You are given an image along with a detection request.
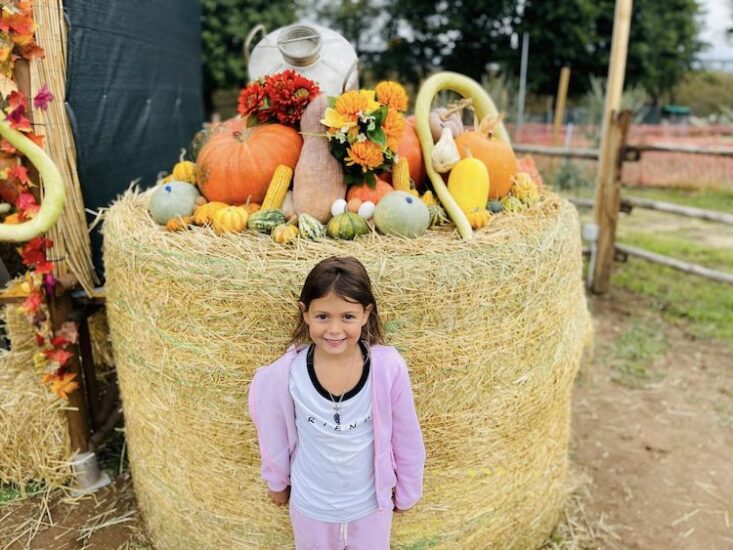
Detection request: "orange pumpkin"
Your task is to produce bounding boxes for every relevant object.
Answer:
[346,178,394,205]
[196,118,302,205]
[454,117,517,200]
[383,120,426,191]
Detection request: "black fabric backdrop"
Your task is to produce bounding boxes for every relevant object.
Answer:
[64,0,204,280]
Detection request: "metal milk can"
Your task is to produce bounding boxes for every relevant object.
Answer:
[245,23,359,96]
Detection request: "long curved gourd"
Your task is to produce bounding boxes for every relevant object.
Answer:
[0,119,65,242]
[414,72,510,240]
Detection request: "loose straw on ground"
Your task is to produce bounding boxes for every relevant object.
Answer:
[104,189,592,549]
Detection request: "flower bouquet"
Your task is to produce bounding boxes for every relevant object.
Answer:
[237,69,320,127]
[320,81,408,186]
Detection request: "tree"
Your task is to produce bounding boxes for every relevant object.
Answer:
[200,0,297,114]
[616,0,704,104]
[521,0,704,103]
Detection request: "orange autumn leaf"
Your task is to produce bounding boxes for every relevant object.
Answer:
[47,372,79,400]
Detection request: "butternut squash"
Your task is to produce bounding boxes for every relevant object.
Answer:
[293,94,346,223]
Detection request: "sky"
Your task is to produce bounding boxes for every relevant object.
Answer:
[698,0,733,60]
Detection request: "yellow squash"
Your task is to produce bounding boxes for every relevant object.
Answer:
[447,157,489,214]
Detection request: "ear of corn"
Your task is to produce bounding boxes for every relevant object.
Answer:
[392,157,411,192]
[261,165,293,209]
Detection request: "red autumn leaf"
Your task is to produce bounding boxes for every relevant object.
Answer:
[0,139,16,154]
[11,165,28,184]
[33,84,54,111]
[15,191,37,211]
[57,321,79,344]
[35,332,45,346]
[17,43,44,61]
[45,348,73,367]
[6,106,32,132]
[34,261,54,275]
[8,91,26,111]
[6,13,34,36]
[51,335,70,347]
[22,291,42,314]
[25,132,44,148]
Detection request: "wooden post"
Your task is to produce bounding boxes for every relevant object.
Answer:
[552,66,571,145]
[14,59,91,454]
[591,0,633,294]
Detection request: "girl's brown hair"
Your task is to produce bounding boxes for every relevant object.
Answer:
[289,256,385,347]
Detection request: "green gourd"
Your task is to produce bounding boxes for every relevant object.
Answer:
[373,191,430,238]
[248,209,287,233]
[0,119,65,242]
[148,181,200,225]
[298,213,327,240]
[326,212,369,240]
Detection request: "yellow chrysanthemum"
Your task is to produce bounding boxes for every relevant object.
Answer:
[335,90,380,117]
[321,107,357,130]
[382,109,406,151]
[375,81,408,112]
[345,141,384,172]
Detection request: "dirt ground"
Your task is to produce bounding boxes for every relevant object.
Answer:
[1,289,732,549]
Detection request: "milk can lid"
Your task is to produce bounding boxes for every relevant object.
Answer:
[277,25,322,67]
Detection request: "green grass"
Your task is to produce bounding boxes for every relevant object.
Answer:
[623,186,733,215]
[0,481,45,504]
[603,317,669,388]
[612,259,733,342]
[619,231,733,272]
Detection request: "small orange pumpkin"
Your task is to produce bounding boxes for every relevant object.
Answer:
[454,115,517,200]
[196,118,302,205]
[346,178,394,205]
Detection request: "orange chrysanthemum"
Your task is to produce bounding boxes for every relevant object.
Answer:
[345,141,384,172]
[375,81,408,112]
[382,109,406,151]
[335,90,380,118]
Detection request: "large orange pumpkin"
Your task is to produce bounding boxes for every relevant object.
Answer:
[454,119,517,200]
[398,120,426,191]
[196,118,302,205]
[346,178,394,204]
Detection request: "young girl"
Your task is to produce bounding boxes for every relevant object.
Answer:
[248,256,425,549]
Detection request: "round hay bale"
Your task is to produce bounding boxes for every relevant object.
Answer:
[103,189,591,549]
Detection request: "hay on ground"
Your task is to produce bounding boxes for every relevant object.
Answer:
[103,188,592,549]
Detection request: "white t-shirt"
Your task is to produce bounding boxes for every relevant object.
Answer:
[289,342,378,522]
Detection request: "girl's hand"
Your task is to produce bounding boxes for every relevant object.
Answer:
[268,486,290,506]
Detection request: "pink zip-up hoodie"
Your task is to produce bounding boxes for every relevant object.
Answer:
[248,344,426,512]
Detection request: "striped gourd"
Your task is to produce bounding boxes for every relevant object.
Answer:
[261,165,293,210]
[248,209,287,233]
[298,213,327,240]
[392,157,411,192]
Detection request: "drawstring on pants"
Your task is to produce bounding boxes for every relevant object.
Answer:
[339,522,348,547]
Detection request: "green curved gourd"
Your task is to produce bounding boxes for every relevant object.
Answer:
[414,72,510,240]
[0,119,65,242]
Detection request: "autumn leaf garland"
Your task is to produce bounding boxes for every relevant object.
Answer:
[0,1,78,400]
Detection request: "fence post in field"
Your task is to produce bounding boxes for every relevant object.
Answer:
[591,0,633,294]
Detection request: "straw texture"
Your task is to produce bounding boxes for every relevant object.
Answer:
[31,0,98,294]
[0,306,71,486]
[104,188,591,549]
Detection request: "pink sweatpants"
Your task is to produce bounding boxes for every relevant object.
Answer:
[289,505,393,549]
